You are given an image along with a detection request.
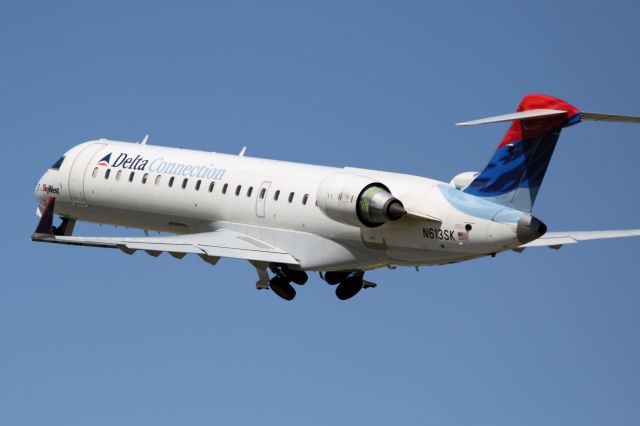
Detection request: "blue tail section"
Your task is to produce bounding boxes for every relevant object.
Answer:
[463,94,582,212]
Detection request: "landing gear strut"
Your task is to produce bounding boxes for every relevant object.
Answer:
[52,217,75,236]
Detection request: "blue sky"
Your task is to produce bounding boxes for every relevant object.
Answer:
[2,1,640,425]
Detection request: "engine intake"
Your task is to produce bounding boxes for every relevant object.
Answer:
[450,171,479,190]
[317,174,406,227]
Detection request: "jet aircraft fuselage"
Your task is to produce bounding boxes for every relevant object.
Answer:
[32,94,640,301]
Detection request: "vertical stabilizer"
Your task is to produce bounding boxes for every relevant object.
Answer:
[463,94,581,212]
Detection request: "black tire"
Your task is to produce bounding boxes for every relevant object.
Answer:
[335,276,363,300]
[270,276,296,301]
[286,269,308,285]
[325,271,351,285]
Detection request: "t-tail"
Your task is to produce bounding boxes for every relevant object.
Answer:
[457,94,640,212]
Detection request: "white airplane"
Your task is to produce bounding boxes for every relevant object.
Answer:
[32,94,640,301]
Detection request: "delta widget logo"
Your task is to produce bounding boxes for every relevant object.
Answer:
[97,153,111,166]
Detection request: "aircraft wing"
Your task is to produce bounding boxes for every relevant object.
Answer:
[32,230,299,264]
[32,198,299,265]
[519,229,640,249]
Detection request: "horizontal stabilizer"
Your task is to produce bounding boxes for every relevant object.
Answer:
[456,109,567,127]
[520,229,640,249]
[581,112,640,124]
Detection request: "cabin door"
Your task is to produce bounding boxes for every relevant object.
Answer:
[255,181,272,218]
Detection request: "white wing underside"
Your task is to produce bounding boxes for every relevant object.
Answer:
[32,229,299,265]
[34,228,640,261]
[520,229,640,249]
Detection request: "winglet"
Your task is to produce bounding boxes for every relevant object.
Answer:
[33,197,56,236]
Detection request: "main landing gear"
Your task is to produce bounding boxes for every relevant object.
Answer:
[267,264,308,301]
[53,217,75,236]
[323,271,377,301]
[254,264,376,302]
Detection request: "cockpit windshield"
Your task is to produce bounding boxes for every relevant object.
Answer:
[50,156,65,170]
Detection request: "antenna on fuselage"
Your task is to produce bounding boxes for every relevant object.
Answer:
[140,134,149,145]
[239,146,247,157]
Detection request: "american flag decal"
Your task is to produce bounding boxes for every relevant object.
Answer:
[455,224,471,241]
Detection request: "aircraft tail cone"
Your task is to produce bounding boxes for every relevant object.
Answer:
[517,213,547,244]
[386,201,407,220]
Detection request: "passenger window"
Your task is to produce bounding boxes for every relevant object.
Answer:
[235,185,241,196]
[182,178,188,189]
[274,190,280,201]
[155,175,161,185]
[129,172,135,182]
[247,187,253,197]
[105,169,111,179]
[50,156,65,170]
[195,180,201,191]
[92,167,98,178]
[142,173,148,184]
[288,192,294,203]
[222,183,228,194]
[259,188,266,199]
[116,170,122,181]
[302,194,309,205]
[169,176,174,187]
[208,182,215,192]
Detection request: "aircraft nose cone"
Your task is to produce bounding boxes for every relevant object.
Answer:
[517,214,547,244]
[34,170,57,207]
[34,179,45,203]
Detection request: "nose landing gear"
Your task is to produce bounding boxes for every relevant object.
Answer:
[53,217,76,236]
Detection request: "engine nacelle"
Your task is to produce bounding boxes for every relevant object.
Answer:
[450,171,479,190]
[317,173,406,227]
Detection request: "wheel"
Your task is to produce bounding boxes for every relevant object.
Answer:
[284,268,308,285]
[269,276,296,301]
[335,276,364,300]
[325,271,351,285]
